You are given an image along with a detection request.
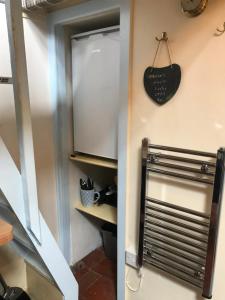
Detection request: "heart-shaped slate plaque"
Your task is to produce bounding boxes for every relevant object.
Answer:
[144,64,181,105]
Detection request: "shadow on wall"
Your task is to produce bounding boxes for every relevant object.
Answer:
[0,112,58,238]
[0,245,27,290]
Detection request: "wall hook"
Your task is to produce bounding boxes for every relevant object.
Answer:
[215,22,225,36]
[155,32,168,42]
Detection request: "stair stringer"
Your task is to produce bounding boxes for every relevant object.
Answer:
[0,137,78,300]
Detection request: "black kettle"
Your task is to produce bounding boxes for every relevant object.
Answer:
[99,185,117,207]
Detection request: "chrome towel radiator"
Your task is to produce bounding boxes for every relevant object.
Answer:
[138,138,225,299]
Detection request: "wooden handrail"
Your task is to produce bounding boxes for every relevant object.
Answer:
[0,219,13,246]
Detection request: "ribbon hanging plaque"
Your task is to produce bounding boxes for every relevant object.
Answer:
[144,32,181,105]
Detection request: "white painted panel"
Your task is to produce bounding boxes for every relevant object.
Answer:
[0,3,11,77]
[72,30,120,159]
[0,2,58,239]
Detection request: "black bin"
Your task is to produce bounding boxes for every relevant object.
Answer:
[101,223,117,261]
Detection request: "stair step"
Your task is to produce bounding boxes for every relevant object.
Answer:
[0,204,36,252]
[0,136,78,299]
[0,199,52,280]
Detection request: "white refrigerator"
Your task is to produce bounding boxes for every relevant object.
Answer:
[72,27,120,160]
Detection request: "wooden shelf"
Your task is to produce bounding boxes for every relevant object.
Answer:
[0,219,13,246]
[70,153,117,170]
[75,201,117,225]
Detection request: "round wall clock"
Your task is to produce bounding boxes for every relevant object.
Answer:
[181,0,208,17]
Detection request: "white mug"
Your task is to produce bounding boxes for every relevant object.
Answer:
[80,189,100,207]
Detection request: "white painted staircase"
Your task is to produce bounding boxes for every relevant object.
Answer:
[0,1,78,299]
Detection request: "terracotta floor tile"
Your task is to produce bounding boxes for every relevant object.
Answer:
[83,248,106,268]
[83,276,116,300]
[93,257,117,279]
[73,248,117,299]
[73,261,89,282]
[78,270,101,295]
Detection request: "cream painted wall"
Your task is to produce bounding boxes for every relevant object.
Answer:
[126,0,225,299]
[23,14,58,239]
[0,245,27,290]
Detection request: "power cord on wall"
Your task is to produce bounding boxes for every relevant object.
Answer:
[126,267,144,293]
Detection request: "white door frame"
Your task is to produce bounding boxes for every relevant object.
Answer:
[48,1,132,299]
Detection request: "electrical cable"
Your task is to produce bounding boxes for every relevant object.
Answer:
[126,267,144,293]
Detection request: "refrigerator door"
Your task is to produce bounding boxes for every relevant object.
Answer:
[72,30,120,159]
